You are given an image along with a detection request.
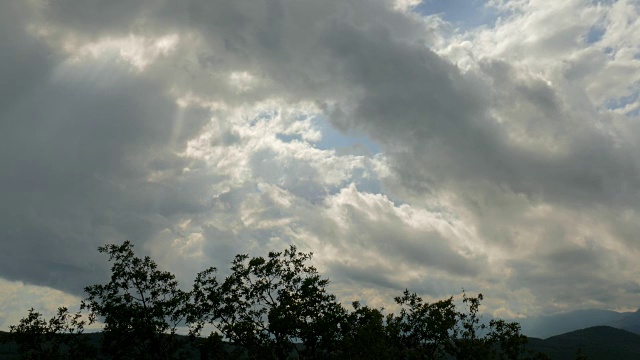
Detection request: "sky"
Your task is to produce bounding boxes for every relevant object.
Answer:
[2,0,640,330]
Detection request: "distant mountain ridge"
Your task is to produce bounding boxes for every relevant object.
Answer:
[609,308,640,334]
[4,326,640,359]
[515,308,638,338]
[525,326,640,360]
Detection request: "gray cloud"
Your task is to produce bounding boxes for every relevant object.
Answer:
[506,239,638,311]
[2,0,640,324]
[0,3,213,294]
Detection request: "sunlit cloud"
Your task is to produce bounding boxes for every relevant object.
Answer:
[2,0,640,332]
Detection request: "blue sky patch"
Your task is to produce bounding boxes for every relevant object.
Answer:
[275,133,303,143]
[585,26,605,44]
[414,0,498,30]
[603,85,640,115]
[313,116,381,155]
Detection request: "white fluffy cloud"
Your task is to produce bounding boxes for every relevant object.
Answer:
[2,0,640,330]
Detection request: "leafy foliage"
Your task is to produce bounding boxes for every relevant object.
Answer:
[338,301,401,359]
[192,245,345,359]
[391,289,458,359]
[7,240,543,360]
[81,241,191,360]
[8,307,95,360]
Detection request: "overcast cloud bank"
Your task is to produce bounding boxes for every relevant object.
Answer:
[1,0,640,329]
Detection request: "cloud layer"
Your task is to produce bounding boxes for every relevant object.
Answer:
[2,0,640,328]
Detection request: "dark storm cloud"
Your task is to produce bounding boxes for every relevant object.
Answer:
[0,3,213,294]
[35,0,431,103]
[506,240,638,310]
[2,0,640,318]
[328,262,401,291]
[325,31,640,213]
[26,0,640,216]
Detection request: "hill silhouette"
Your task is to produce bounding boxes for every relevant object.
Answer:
[525,326,640,360]
[609,308,640,334]
[516,308,640,338]
[4,326,640,359]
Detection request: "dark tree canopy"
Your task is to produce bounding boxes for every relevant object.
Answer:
[6,240,547,360]
[81,241,191,360]
[191,246,345,359]
[339,301,401,359]
[6,307,95,360]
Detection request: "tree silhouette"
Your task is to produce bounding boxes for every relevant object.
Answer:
[391,289,458,359]
[191,245,345,360]
[8,307,95,360]
[338,301,401,359]
[81,241,191,360]
[7,241,543,360]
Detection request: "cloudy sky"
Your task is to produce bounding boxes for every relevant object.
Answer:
[2,0,640,329]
